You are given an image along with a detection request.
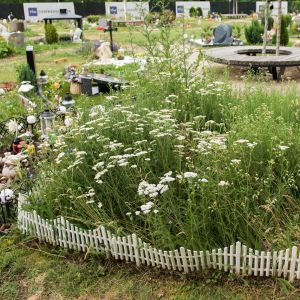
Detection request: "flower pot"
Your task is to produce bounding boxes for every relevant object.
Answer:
[70,82,82,95]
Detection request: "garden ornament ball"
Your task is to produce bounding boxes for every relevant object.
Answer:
[57,105,67,115]
[0,189,14,204]
[27,115,36,125]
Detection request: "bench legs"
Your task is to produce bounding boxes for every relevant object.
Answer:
[268,66,286,81]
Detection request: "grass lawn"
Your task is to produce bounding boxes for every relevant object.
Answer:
[1,229,299,300]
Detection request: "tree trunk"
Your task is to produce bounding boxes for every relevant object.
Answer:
[262,0,269,55]
[236,0,238,14]
[276,0,282,56]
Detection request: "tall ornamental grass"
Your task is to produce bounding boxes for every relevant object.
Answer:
[26,21,300,251]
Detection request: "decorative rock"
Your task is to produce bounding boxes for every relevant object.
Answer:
[97,42,112,61]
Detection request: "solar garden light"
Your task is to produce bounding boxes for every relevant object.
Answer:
[62,93,75,109]
[27,114,37,137]
[40,109,55,138]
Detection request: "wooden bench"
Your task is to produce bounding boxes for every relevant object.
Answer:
[204,46,300,80]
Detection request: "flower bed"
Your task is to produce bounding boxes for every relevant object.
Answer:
[24,58,300,253]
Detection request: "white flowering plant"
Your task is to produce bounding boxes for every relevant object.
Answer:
[24,22,300,251]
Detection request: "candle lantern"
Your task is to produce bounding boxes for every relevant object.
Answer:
[40,109,55,137]
[62,93,75,109]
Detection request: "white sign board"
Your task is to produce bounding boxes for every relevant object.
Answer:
[176,1,210,17]
[256,1,288,16]
[105,2,149,19]
[23,2,75,22]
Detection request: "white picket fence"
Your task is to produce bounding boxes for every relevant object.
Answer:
[17,196,300,282]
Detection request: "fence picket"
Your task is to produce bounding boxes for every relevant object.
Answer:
[229,245,234,273]
[159,250,165,269]
[112,237,118,259]
[175,249,182,271]
[266,252,271,277]
[127,235,134,262]
[283,249,290,278]
[277,250,284,277]
[248,248,253,276]
[254,250,259,276]
[218,248,222,270]
[180,247,189,273]
[212,249,217,269]
[61,217,67,248]
[148,246,155,267]
[206,251,212,268]
[164,251,171,270]
[101,226,110,257]
[289,247,298,282]
[235,242,241,275]
[122,237,128,261]
[194,251,200,271]
[169,251,176,270]
[272,251,277,277]
[224,247,228,272]
[242,245,247,275]
[144,243,150,265]
[200,251,205,269]
[259,251,265,277]
[153,248,160,267]
[187,249,194,272]
[118,237,124,260]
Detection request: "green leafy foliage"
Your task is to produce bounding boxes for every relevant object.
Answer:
[196,7,203,17]
[272,15,289,46]
[87,15,100,23]
[16,64,36,86]
[261,16,274,30]
[0,39,15,58]
[244,19,263,44]
[45,23,58,44]
[189,7,197,17]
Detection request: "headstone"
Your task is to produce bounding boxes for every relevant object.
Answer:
[8,32,24,47]
[293,16,300,26]
[213,24,233,46]
[9,21,25,33]
[99,19,108,28]
[73,28,82,43]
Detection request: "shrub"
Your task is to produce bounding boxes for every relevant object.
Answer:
[244,19,263,44]
[87,15,100,24]
[196,7,203,17]
[159,10,175,26]
[272,15,289,46]
[45,24,58,44]
[0,39,15,58]
[261,16,274,30]
[16,64,36,86]
[189,7,197,18]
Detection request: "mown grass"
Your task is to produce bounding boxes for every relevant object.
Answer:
[0,229,298,300]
